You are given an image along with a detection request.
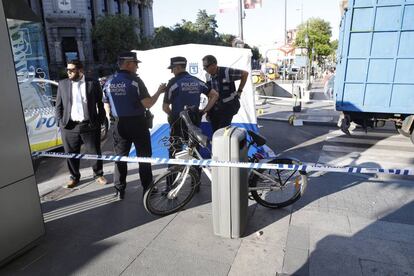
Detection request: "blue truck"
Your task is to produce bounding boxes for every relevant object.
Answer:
[335,0,414,143]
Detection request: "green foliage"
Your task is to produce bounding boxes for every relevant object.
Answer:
[195,10,218,37]
[294,18,333,61]
[150,9,262,63]
[152,10,221,47]
[331,39,338,52]
[91,10,261,66]
[92,15,140,64]
[244,44,262,61]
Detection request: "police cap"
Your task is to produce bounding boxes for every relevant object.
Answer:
[167,56,187,69]
[118,51,141,63]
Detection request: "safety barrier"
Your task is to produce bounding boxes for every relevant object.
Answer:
[33,151,414,176]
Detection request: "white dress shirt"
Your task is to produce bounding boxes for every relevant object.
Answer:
[70,75,89,122]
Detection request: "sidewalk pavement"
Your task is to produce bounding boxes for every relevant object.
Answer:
[256,80,341,126]
[1,80,414,275]
[1,161,413,275]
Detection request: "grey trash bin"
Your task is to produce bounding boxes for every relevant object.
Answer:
[211,126,248,238]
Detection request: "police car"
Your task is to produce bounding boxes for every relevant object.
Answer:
[23,78,108,152]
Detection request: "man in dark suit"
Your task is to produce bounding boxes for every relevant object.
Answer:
[55,60,107,188]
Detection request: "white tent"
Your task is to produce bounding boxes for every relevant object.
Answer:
[132,44,258,157]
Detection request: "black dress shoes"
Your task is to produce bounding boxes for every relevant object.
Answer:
[114,187,125,200]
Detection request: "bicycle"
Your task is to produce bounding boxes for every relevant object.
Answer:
[143,109,308,216]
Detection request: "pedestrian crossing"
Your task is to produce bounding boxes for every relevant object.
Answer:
[317,129,414,170]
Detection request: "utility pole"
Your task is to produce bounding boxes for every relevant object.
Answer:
[238,0,244,41]
[300,0,303,25]
[284,0,287,45]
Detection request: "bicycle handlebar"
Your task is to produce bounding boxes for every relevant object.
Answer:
[179,109,209,148]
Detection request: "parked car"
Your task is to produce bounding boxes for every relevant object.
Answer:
[278,65,299,80]
[23,78,108,152]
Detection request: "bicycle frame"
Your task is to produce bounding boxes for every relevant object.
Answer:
[174,144,287,193]
[144,109,307,216]
[167,166,191,199]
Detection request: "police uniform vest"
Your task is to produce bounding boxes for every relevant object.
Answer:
[165,72,209,118]
[209,67,240,115]
[104,70,147,118]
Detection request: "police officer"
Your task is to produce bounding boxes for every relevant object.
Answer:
[162,56,219,158]
[202,55,249,133]
[103,52,166,200]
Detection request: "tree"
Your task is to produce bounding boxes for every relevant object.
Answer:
[247,45,262,61]
[328,39,339,63]
[217,33,236,46]
[150,10,262,63]
[152,10,230,47]
[294,18,333,64]
[92,15,140,64]
[152,26,175,48]
[195,10,218,37]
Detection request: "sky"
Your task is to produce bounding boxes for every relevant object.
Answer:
[152,0,342,51]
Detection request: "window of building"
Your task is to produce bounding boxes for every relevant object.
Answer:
[61,36,79,63]
[128,1,132,15]
[138,3,142,18]
[102,0,108,13]
[114,0,120,14]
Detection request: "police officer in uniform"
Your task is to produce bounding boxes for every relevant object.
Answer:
[103,52,166,200]
[202,55,249,133]
[162,56,219,158]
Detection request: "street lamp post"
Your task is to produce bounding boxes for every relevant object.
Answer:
[284,0,287,45]
[304,33,309,86]
[238,0,244,41]
[311,47,315,82]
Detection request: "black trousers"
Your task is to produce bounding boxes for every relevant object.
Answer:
[208,99,240,133]
[209,110,234,133]
[168,116,201,180]
[112,116,153,192]
[168,118,187,158]
[61,121,103,180]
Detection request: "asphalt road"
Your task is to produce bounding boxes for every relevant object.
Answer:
[257,119,333,163]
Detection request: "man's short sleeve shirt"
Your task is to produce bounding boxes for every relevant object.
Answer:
[207,66,243,99]
[103,70,149,117]
[163,72,209,117]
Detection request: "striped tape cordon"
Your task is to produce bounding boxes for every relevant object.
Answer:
[32,151,414,176]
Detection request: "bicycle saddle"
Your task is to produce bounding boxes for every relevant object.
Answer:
[247,130,267,146]
[180,110,209,148]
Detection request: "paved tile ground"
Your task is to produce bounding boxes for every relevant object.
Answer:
[2,163,413,275]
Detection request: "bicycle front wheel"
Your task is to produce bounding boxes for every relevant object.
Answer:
[143,166,199,216]
[249,158,307,209]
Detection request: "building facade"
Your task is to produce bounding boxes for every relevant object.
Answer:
[25,0,154,77]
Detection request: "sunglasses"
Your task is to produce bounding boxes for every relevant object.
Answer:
[203,63,212,70]
[66,68,77,73]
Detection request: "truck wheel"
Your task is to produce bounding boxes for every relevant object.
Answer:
[411,130,414,144]
[395,121,410,137]
[396,126,410,137]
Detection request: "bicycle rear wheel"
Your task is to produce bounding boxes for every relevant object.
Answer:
[143,165,199,216]
[249,158,307,209]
